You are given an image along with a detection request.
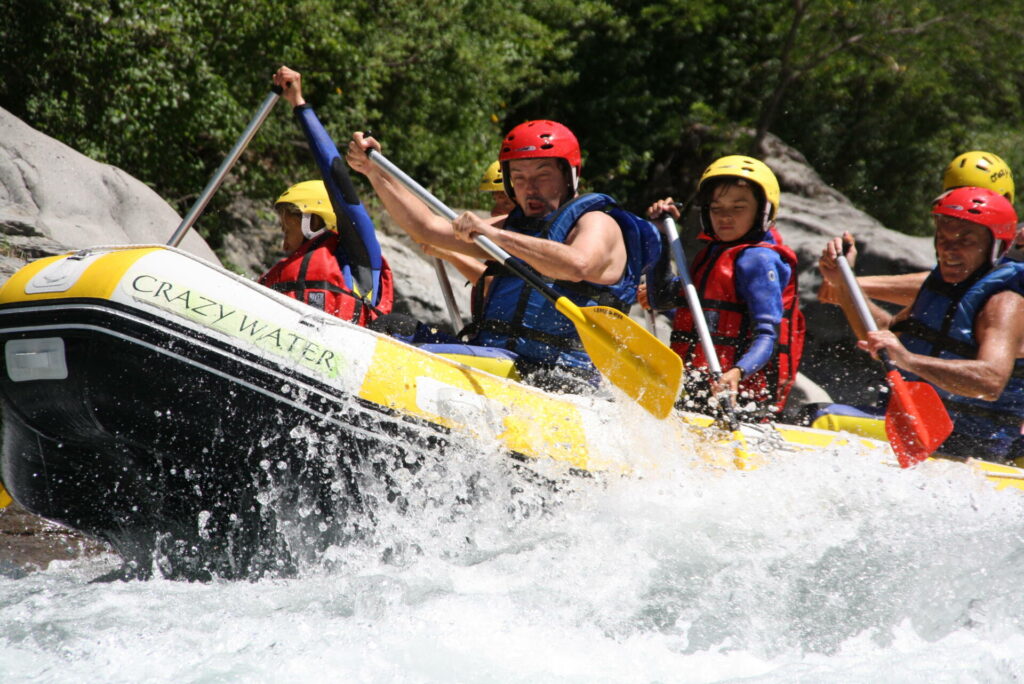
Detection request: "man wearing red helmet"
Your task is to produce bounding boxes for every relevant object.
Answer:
[818,186,1024,461]
[818,150,1020,311]
[346,121,661,384]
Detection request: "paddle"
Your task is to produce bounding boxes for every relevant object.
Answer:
[660,215,755,463]
[168,86,283,247]
[367,149,684,419]
[835,250,953,467]
[0,481,11,509]
[359,132,464,333]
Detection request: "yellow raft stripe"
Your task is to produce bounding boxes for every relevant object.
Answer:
[360,336,593,470]
[682,412,1024,492]
[0,248,161,303]
[5,249,1024,492]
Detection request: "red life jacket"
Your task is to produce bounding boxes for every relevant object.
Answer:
[259,232,394,326]
[671,240,805,413]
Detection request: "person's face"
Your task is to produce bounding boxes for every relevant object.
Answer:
[490,191,515,217]
[933,215,992,283]
[278,209,305,253]
[708,182,759,242]
[508,158,569,217]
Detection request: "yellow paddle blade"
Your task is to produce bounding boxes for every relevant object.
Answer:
[0,481,12,509]
[728,429,764,470]
[555,298,683,419]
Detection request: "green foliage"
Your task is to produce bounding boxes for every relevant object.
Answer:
[505,0,1024,228]
[3,0,1024,242]
[0,0,558,245]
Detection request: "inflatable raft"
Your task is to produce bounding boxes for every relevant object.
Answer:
[1,246,1021,578]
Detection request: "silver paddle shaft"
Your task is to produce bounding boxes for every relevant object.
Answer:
[366,150,465,333]
[662,215,722,376]
[168,88,281,247]
[836,254,879,333]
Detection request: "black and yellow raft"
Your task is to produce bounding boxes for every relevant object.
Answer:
[1,246,1021,578]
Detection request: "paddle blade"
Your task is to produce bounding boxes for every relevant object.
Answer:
[729,429,764,470]
[884,370,954,468]
[555,299,684,419]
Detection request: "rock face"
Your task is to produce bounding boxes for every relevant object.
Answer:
[760,134,935,409]
[0,106,218,276]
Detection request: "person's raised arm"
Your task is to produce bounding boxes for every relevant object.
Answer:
[273,66,383,300]
[345,132,490,259]
[450,209,626,284]
[420,243,486,284]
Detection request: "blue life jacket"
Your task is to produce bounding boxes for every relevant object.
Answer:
[293,105,385,306]
[464,193,662,370]
[892,261,1024,456]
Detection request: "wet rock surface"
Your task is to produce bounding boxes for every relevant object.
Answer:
[0,502,110,575]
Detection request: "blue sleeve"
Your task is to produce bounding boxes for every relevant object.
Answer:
[732,247,790,378]
[293,105,384,305]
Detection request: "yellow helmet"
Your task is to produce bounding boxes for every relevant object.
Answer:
[274,180,336,232]
[478,161,504,192]
[698,155,780,221]
[943,151,1014,203]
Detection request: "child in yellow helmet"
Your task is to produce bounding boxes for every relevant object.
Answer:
[643,155,805,421]
[259,66,394,325]
[478,161,516,216]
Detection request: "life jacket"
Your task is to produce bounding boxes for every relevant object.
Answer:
[891,262,1024,455]
[463,193,662,370]
[259,232,394,326]
[670,239,805,414]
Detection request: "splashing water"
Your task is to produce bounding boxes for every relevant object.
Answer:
[3,408,1024,682]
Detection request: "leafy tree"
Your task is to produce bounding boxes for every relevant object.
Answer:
[504,0,1024,232]
[0,0,561,246]
[3,0,1024,245]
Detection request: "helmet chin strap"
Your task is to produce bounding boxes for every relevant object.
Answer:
[301,213,325,240]
[991,237,1005,264]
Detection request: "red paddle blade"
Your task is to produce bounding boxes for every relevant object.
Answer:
[884,370,954,468]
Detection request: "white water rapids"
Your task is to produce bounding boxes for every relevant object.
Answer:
[3,406,1024,683]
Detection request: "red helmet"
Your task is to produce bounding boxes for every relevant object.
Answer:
[498,120,581,201]
[931,186,1018,246]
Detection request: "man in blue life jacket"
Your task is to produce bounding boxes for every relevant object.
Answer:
[818,186,1024,462]
[345,120,661,389]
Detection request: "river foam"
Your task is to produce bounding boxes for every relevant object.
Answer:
[3,422,1024,682]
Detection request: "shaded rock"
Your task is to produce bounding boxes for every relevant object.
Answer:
[761,133,935,407]
[0,106,218,264]
[0,502,110,572]
[218,196,475,328]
